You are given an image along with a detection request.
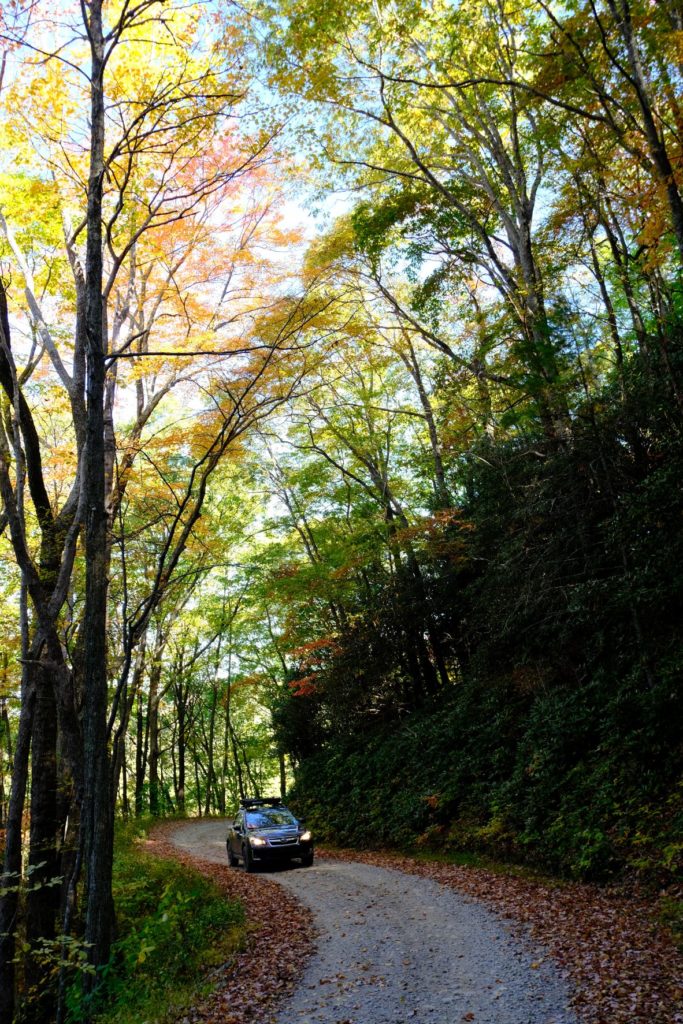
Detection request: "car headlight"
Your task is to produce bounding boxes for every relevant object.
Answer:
[299,830,312,842]
[250,836,267,846]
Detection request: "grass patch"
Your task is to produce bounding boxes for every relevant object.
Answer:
[657,894,683,953]
[404,846,575,886]
[69,820,245,1024]
[404,847,487,868]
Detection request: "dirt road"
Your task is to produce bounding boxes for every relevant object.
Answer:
[167,819,577,1024]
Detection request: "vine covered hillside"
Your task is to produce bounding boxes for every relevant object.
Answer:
[276,355,683,881]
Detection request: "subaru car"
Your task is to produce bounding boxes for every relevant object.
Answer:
[226,797,314,872]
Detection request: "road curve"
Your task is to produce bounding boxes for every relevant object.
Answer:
[167,819,577,1024]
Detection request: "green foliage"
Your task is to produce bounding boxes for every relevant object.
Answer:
[67,823,245,1024]
[289,669,682,882]
[279,341,683,885]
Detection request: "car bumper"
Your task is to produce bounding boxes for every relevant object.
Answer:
[249,842,313,864]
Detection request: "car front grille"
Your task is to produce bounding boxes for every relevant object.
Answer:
[269,836,298,846]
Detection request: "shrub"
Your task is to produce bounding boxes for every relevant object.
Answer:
[67,822,245,1024]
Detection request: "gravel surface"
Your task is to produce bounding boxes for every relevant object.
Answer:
[166,820,577,1024]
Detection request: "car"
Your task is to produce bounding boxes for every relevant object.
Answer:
[226,797,314,872]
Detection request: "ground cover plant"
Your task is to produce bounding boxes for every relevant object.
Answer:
[65,823,246,1024]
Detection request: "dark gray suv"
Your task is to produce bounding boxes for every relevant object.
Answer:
[226,797,314,872]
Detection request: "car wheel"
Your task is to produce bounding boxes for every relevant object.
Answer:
[243,844,256,873]
[227,842,239,867]
[301,852,314,867]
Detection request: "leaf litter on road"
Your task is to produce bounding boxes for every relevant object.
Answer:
[150,824,682,1024]
[148,823,315,1024]
[318,847,682,1024]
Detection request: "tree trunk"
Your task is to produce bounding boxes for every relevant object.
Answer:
[279,751,287,800]
[135,689,147,817]
[25,662,60,1024]
[176,678,187,815]
[121,740,129,816]
[228,721,246,800]
[111,643,145,813]
[148,658,162,817]
[193,749,203,815]
[0,673,12,828]
[0,657,35,1023]
[81,0,114,994]
[400,339,450,506]
[203,686,218,816]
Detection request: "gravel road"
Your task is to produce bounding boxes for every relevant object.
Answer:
[167,820,577,1024]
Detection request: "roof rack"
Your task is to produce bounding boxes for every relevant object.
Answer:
[239,796,283,809]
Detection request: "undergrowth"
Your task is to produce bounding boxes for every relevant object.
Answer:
[67,819,245,1024]
[287,685,683,887]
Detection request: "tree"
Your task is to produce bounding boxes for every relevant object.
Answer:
[0,0,301,1016]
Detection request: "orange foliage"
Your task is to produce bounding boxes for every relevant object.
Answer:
[288,674,318,697]
[395,509,473,563]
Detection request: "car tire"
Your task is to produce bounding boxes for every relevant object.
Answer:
[227,842,239,867]
[301,852,314,867]
[243,844,256,873]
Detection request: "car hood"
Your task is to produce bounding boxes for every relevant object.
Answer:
[248,825,301,839]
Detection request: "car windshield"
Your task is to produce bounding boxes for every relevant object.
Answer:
[246,808,297,829]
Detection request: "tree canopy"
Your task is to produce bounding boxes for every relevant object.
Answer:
[0,1,681,1020]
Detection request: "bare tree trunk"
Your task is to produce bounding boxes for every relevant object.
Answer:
[228,721,246,800]
[0,670,12,827]
[135,689,147,817]
[0,615,35,1023]
[177,705,187,813]
[110,642,146,811]
[25,661,60,1024]
[399,338,450,506]
[279,752,287,800]
[174,655,187,814]
[81,0,114,995]
[148,657,162,817]
[121,739,129,816]
[193,748,203,815]
[204,685,218,816]
[606,0,683,261]
[220,699,230,814]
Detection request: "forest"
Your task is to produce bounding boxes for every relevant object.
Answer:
[0,0,682,1021]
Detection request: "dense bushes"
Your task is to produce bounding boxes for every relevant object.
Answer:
[279,352,683,884]
[66,823,245,1024]
[289,673,682,881]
